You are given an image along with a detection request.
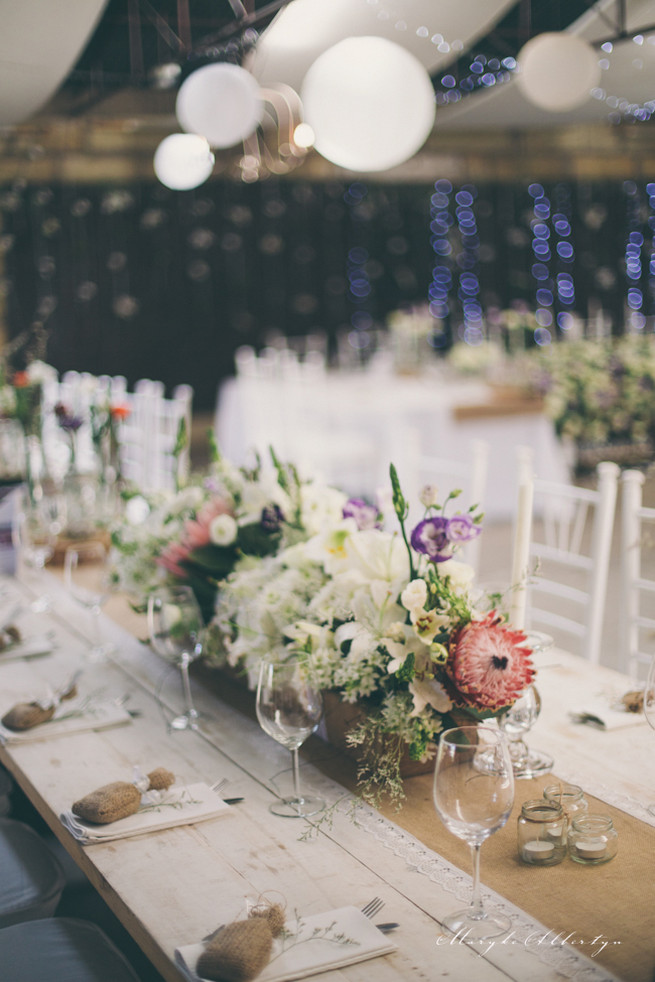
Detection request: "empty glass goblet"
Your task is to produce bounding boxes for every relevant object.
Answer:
[433,725,515,941]
[13,495,59,612]
[256,654,325,819]
[147,585,204,731]
[64,540,113,661]
[499,684,554,778]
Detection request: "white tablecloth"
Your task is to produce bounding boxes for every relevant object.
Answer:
[215,368,570,521]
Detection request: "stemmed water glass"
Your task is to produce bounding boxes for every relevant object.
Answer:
[498,685,553,778]
[147,585,204,731]
[13,495,59,613]
[64,540,113,661]
[433,726,515,941]
[256,654,325,818]
[644,656,655,816]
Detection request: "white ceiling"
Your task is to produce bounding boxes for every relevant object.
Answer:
[0,0,109,126]
[434,0,655,130]
[247,0,520,91]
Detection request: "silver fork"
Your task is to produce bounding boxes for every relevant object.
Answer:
[361,897,385,919]
[210,778,228,797]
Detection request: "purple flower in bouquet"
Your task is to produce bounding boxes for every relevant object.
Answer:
[446,514,481,543]
[410,516,453,562]
[54,403,83,432]
[343,497,381,531]
[260,503,284,533]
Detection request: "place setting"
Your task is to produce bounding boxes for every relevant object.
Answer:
[59,767,234,844]
[0,671,133,744]
[175,896,397,982]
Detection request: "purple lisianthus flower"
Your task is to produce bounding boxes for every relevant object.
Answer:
[260,503,284,533]
[54,403,83,432]
[342,497,381,531]
[410,516,453,562]
[446,514,482,543]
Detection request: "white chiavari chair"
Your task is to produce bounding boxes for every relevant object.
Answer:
[119,380,193,492]
[620,469,655,680]
[516,446,619,663]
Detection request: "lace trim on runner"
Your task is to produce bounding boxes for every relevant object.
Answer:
[545,763,655,827]
[301,768,621,982]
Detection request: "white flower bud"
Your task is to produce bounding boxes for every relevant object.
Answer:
[419,483,440,508]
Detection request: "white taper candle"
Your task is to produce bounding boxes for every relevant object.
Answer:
[509,477,534,630]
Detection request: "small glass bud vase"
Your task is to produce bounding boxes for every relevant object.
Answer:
[568,815,618,865]
[543,783,588,828]
[518,799,567,866]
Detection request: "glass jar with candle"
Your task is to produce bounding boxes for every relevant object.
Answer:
[518,799,567,866]
[543,783,588,828]
[568,815,618,865]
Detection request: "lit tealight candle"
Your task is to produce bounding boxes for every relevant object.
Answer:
[574,837,607,860]
[523,839,555,861]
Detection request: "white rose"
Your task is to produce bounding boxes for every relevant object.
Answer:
[401,578,428,612]
[209,513,238,546]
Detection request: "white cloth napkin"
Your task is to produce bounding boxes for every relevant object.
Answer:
[0,635,55,661]
[573,692,648,731]
[61,782,231,843]
[175,906,397,982]
[0,701,131,744]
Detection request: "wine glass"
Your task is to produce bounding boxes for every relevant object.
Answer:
[256,654,325,818]
[433,726,515,941]
[147,585,204,731]
[13,495,59,612]
[498,685,553,778]
[643,656,655,816]
[64,540,113,661]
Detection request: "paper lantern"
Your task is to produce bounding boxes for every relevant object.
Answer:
[516,32,601,112]
[176,63,263,148]
[300,36,435,172]
[153,134,215,190]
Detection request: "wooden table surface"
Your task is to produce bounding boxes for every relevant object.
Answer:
[0,568,653,982]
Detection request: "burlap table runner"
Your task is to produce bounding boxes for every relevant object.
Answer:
[99,592,654,982]
[377,771,655,982]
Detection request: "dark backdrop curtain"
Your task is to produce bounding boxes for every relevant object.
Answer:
[1,177,653,409]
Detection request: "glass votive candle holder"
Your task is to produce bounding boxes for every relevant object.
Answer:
[518,799,567,866]
[543,783,588,828]
[568,815,618,865]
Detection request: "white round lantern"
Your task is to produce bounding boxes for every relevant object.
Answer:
[300,36,436,172]
[516,32,601,112]
[153,134,215,190]
[176,63,263,148]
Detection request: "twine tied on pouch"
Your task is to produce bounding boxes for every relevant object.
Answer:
[198,900,286,982]
[1,673,80,731]
[71,766,176,824]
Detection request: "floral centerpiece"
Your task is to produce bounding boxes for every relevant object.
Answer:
[213,466,535,804]
[528,334,655,470]
[109,445,348,623]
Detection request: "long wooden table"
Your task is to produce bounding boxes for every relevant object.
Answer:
[1,567,653,982]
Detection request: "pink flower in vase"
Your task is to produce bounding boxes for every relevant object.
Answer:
[445,611,535,712]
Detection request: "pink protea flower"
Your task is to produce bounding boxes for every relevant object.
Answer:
[183,498,231,550]
[158,541,190,578]
[445,611,535,712]
[157,497,232,577]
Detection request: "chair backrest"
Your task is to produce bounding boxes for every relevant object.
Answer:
[392,427,489,574]
[620,469,655,680]
[517,445,619,663]
[119,380,193,492]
